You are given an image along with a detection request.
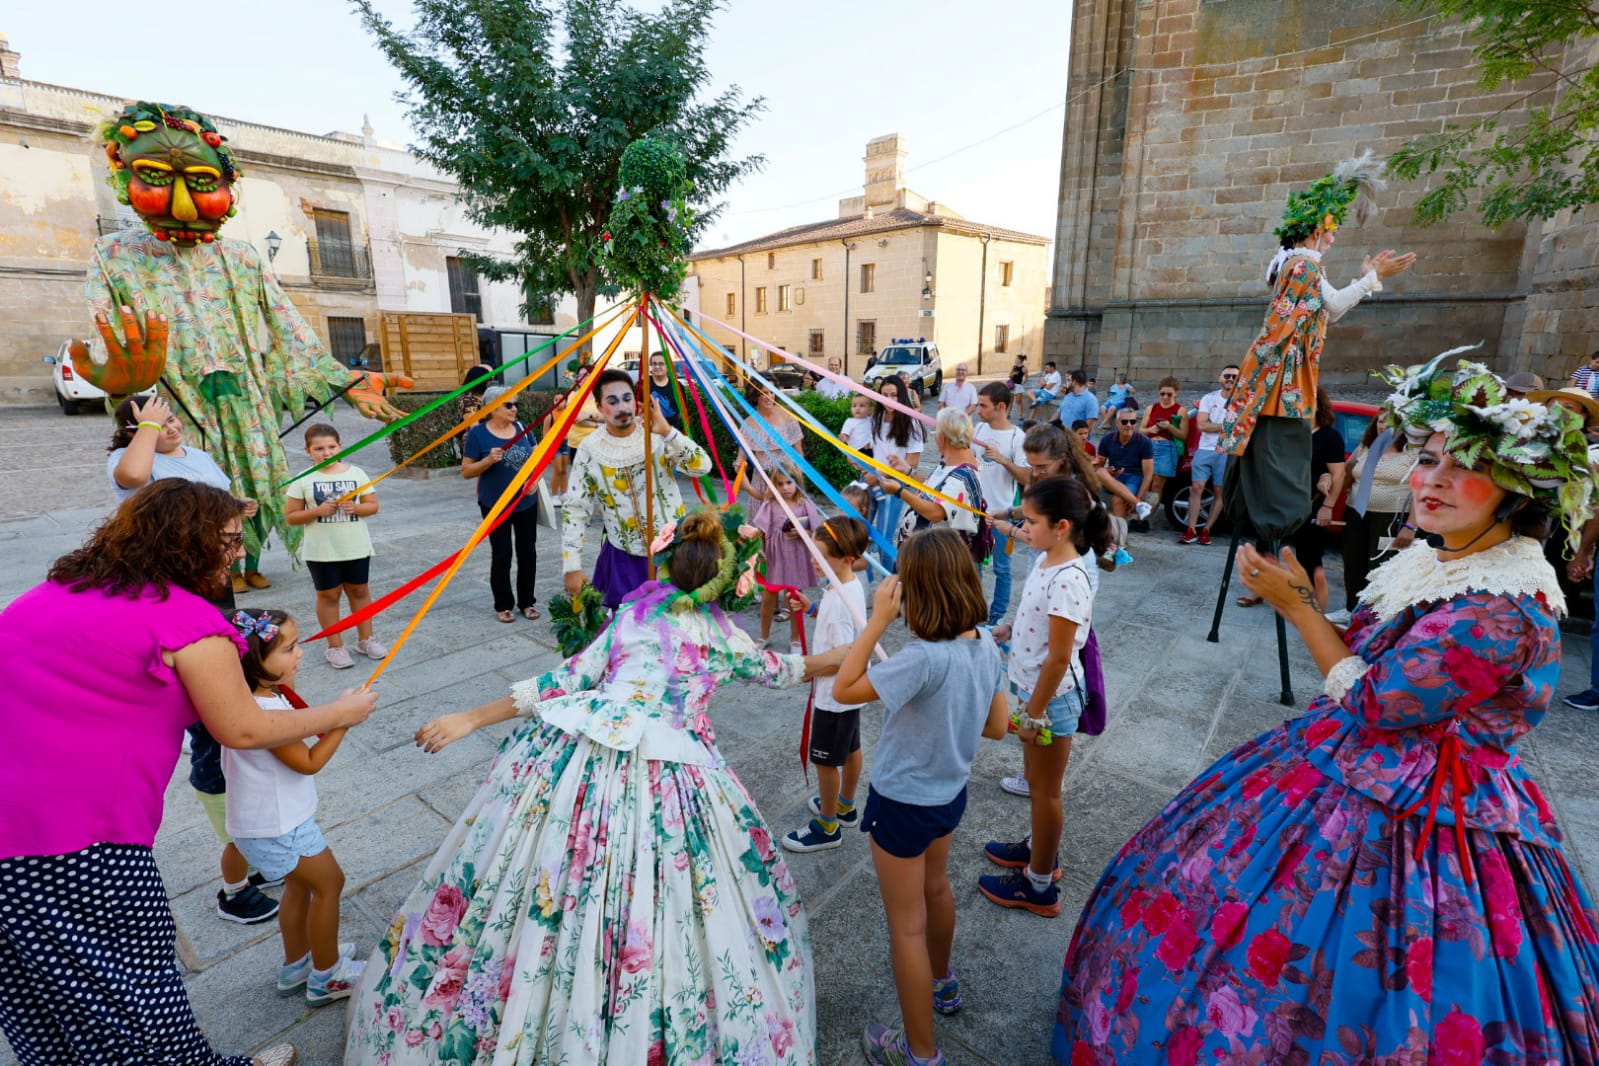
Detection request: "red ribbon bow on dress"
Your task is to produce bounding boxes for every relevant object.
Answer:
[1396,730,1475,885]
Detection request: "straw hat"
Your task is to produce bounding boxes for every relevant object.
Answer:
[1526,386,1599,428]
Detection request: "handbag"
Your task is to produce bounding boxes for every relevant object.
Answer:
[1075,628,1107,735]
[534,475,557,530]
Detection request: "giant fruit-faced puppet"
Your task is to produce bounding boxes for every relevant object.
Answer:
[71,101,406,563]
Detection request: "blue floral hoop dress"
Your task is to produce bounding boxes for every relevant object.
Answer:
[1055,537,1599,1065]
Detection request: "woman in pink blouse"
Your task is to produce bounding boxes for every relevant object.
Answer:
[0,480,378,1066]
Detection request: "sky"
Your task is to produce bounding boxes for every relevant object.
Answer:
[3,1,1072,251]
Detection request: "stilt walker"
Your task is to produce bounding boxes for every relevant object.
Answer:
[1205,151,1416,703]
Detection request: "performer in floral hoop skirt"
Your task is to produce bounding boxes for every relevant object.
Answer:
[1055,353,1599,1064]
[346,511,843,1065]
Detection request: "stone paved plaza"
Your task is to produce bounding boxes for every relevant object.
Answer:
[6,402,1599,1066]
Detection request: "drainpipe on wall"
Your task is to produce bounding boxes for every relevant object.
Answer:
[738,255,747,364]
[976,233,992,376]
[841,239,856,377]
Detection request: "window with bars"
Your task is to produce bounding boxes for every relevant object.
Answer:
[777,284,792,312]
[311,209,356,276]
[325,316,368,366]
[1000,261,1015,287]
[809,329,825,356]
[994,324,1010,353]
[811,258,823,280]
[860,263,876,294]
[755,287,769,314]
[446,256,483,322]
[726,292,736,317]
[857,320,876,356]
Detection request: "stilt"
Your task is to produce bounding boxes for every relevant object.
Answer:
[1267,537,1294,707]
[1205,525,1245,643]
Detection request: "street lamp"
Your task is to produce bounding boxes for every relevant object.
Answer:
[922,271,934,301]
[265,231,282,262]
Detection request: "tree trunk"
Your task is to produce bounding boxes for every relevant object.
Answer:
[573,276,597,363]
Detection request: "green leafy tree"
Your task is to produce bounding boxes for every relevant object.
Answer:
[352,0,763,332]
[1387,0,1598,226]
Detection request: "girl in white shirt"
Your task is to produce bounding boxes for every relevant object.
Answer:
[224,609,364,1006]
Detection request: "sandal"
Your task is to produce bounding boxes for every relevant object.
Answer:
[522,606,541,621]
[496,610,515,623]
[1236,595,1264,608]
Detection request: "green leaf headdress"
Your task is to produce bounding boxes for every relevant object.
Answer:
[1377,345,1596,550]
[1276,149,1385,245]
[652,505,761,613]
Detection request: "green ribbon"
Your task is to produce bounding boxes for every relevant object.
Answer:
[278,302,621,488]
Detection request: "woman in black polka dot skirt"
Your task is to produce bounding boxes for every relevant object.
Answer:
[0,481,377,1066]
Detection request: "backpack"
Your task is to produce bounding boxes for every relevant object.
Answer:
[906,463,991,565]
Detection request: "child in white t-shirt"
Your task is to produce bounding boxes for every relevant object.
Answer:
[224,608,364,1006]
[285,423,383,670]
[980,476,1111,920]
[782,518,872,854]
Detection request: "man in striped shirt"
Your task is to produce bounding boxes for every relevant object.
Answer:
[1570,350,1599,398]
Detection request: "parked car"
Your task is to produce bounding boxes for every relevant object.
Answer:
[863,339,942,396]
[43,342,154,415]
[1159,400,1380,534]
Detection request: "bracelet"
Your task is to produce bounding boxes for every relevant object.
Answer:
[136,421,163,431]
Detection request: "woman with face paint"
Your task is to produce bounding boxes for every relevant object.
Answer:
[1053,356,1599,1065]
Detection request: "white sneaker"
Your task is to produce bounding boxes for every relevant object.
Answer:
[353,637,388,660]
[1134,501,1154,520]
[324,646,354,670]
[1324,608,1352,625]
[1000,775,1031,797]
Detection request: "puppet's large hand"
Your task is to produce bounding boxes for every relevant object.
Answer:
[68,307,169,398]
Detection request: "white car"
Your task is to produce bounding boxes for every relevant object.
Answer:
[43,341,153,415]
[863,339,942,396]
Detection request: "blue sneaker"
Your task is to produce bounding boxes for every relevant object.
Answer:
[862,1022,945,1065]
[982,838,1062,880]
[807,795,859,826]
[1113,547,1134,566]
[781,819,842,853]
[1565,689,1599,711]
[978,869,1062,917]
[932,969,962,1015]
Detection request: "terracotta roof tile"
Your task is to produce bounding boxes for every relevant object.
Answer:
[691,209,1047,260]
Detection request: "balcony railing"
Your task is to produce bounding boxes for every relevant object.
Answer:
[308,239,373,282]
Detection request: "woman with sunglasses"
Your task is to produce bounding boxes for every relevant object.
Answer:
[0,479,377,1066]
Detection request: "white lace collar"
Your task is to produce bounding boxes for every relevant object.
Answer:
[1361,536,1565,622]
[579,425,646,465]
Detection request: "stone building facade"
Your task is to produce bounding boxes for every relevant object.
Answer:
[0,32,546,404]
[1047,0,1599,388]
[690,134,1049,379]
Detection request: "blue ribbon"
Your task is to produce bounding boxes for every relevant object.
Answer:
[652,303,897,563]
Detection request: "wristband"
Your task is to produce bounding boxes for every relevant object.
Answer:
[137,421,163,431]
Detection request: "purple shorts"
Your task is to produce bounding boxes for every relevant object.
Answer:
[594,540,649,608]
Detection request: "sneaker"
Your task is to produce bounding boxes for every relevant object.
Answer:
[1178,528,1199,545]
[306,954,366,1006]
[1113,548,1134,566]
[862,1022,945,1066]
[982,838,1062,881]
[1134,501,1154,520]
[978,869,1062,917]
[324,645,354,670]
[1564,688,1599,711]
[216,885,279,925]
[353,636,388,661]
[1198,529,1213,546]
[248,870,285,890]
[807,795,859,826]
[1000,775,1031,797]
[277,942,356,996]
[253,1044,297,1066]
[781,819,843,853]
[932,970,962,1015]
[1324,608,1352,626]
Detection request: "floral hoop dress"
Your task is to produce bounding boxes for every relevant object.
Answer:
[1055,537,1599,1065]
[347,583,813,1065]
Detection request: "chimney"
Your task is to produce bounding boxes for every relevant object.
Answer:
[0,33,21,80]
[863,133,907,212]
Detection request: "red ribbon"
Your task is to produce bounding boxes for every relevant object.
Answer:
[754,574,812,780]
[1396,731,1475,885]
